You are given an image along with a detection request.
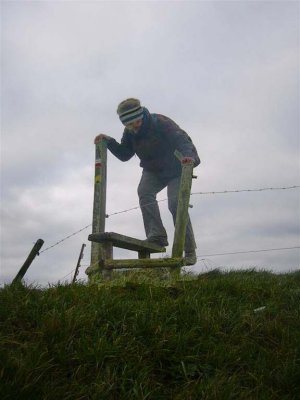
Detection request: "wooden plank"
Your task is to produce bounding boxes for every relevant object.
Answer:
[85,258,183,276]
[103,257,184,270]
[172,164,194,258]
[88,232,166,253]
[90,140,107,268]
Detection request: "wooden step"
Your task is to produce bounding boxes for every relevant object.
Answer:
[85,257,183,275]
[88,232,166,253]
[103,257,183,270]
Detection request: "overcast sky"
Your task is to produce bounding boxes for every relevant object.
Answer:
[1,0,299,286]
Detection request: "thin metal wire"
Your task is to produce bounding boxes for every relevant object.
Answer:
[107,198,167,217]
[197,246,300,258]
[58,268,76,282]
[40,224,92,254]
[62,246,300,281]
[39,185,300,254]
[107,185,300,217]
[191,185,300,196]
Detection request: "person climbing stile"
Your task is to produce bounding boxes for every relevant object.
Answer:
[94,98,200,266]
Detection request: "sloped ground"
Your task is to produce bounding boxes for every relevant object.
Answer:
[0,269,299,399]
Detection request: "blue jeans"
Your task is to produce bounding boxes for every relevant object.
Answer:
[137,170,196,253]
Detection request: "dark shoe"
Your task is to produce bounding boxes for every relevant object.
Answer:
[144,238,169,247]
[184,251,197,266]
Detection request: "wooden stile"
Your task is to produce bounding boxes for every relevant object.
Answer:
[87,143,194,280]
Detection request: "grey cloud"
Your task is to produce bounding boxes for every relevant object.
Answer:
[1,1,299,286]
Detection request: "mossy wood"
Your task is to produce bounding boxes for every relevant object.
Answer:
[89,232,166,253]
[86,257,184,275]
[90,140,107,269]
[88,147,194,278]
[12,239,44,284]
[171,163,194,258]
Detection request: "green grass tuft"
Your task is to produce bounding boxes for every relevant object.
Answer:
[0,270,299,399]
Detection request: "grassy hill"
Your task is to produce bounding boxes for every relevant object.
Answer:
[0,269,299,399]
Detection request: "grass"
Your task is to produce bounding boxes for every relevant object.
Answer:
[0,269,299,399]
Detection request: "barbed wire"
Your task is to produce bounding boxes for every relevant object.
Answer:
[67,245,299,282]
[106,185,300,217]
[197,245,300,258]
[58,268,76,282]
[39,185,300,254]
[40,224,92,254]
[191,185,300,196]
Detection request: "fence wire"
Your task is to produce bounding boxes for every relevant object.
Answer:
[65,245,300,283]
[197,245,300,258]
[40,185,299,254]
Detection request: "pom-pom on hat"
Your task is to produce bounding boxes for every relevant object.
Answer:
[117,98,144,125]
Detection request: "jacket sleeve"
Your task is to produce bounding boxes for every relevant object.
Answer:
[157,115,195,158]
[107,130,135,161]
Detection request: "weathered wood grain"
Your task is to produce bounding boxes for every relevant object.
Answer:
[89,232,166,253]
[172,164,194,258]
[105,258,183,270]
[90,140,107,268]
[12,239,44,284]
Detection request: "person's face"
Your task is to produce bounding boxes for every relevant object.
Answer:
[125,118,143,133]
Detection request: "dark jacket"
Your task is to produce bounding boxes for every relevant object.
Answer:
[107,110,200,181]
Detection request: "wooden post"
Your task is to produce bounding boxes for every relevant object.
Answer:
[171,163,194,272]
[72,243,86,283]
[90,140,108,277]
[102,241,113,280]
[12,239,44,284]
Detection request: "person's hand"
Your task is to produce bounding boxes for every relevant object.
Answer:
[181,157,195,165]
[94,133,112,144]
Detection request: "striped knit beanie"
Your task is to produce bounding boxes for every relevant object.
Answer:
[117,98,144,125]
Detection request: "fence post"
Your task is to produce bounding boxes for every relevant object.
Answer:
[90,139,108,278]
[171,163,194,273]
[12,239,44,284]
[72,243,86,283]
